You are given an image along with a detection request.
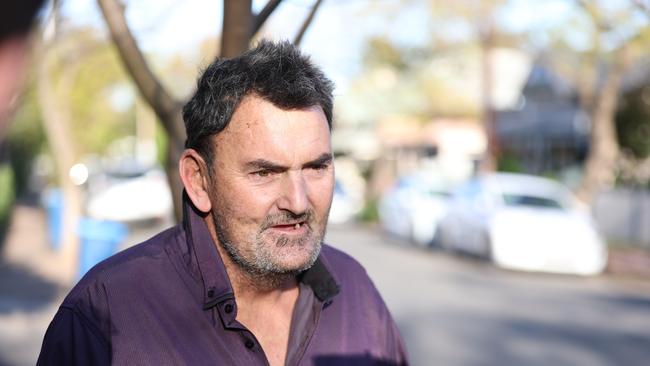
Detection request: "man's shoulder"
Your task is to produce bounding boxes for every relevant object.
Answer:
[316,244,403,350]
[62,225,184,308]
[320,244,363,270]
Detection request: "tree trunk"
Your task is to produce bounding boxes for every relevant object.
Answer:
[166,136,185,221]
[98,0,186,222]
[577,45,630,203]
[478,12,497,172]
[36,49,82,283]
[221,0,253,58]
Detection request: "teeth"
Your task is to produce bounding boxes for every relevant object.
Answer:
[294,223,300,229]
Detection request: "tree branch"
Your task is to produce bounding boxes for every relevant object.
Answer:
[252,0,283,37]
[293,0,324,47]
[631,0,650,18]
[97,0,185,145]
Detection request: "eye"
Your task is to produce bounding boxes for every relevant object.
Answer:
[249,169,280,183]
[305,163,331,178]
[254,170,271,177]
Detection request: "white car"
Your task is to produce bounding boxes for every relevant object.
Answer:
[86,165,173,223]
[379,172,452,247]
[328,180,363,224]
[436,173,608,275]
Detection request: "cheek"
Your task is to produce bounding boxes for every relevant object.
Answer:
[308,177,335,211]
[219,180,277,221]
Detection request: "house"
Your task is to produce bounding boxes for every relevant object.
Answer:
[495,61,591,175]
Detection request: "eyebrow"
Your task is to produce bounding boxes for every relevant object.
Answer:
[303,153,333,169]
[244,153,333,171]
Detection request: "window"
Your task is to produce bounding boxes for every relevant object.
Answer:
[502,194,564,209]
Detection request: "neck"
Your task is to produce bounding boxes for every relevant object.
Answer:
[227,260,298,299]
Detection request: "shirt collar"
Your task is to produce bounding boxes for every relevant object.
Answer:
[181,192,340,309]
[298,256,340,302]
[182,192,234,309]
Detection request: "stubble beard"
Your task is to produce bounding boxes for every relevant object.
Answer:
[212,207,327,290]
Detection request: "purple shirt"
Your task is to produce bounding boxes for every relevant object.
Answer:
[37,198,408,365]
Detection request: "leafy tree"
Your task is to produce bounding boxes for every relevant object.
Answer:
[6,85,46,199]
[33,3,139,280]
[617,84,650,159]
[542,1,650,203]
[615,82,650,186]
[0,165,15,246]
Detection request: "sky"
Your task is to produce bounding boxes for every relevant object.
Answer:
[57,0,584,93]
[57,0,642,94]
[59,0,431,93]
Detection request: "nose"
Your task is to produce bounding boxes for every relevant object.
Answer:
[277,171,309,215]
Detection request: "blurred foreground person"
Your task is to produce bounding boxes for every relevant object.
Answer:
[0,0,45,137]
[38,41,408,366]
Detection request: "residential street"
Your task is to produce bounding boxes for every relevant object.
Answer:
[1,206,649,365]
[326,223,650,366]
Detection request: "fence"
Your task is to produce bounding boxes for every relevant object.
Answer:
[593,188,650,249]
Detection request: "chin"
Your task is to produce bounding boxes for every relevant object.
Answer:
[272,243,321,273]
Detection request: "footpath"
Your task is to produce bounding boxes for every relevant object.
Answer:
[608,246,650,278]
[0,205,69,366]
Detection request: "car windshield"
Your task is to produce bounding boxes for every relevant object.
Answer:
[428,189,451,197]
[502,194,564,209]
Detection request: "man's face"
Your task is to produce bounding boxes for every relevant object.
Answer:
[207,94,334,277]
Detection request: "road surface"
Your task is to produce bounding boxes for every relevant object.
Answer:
[326,223,650,366]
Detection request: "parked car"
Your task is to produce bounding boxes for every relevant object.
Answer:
[435,173,608,276]
[379,172,452,247]
[86,164,173,223]
[329,179,364,224]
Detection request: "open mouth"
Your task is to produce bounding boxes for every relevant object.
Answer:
[270,221,307,231]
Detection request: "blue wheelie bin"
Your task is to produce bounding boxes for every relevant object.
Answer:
[77,218,128,278]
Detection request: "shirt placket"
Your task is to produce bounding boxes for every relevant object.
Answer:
[291,300,325,366]
[212,296,271,366]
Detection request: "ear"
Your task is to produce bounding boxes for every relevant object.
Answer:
[179,149,212,213]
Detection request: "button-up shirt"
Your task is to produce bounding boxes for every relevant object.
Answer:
[37,198,408,365]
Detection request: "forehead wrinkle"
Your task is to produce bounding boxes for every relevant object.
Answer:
[216,96,331,168]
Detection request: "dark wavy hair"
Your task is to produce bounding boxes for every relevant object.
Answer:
[182,40,334,167]
[0,0,45,41]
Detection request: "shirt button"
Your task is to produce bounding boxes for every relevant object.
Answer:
[244,339,255,349]
[207,288,215,298]
[224,304,234,314]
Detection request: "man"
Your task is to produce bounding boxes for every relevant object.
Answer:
[38,40,408,365]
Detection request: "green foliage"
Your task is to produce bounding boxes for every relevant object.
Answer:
[42,27,135,159]
[155,121,169,166]
[363,38,409,70]
[65,33,134,155]
[341,36,480,127]
[497,153,524,173]
[7,85,47,197]
[358,199,379,223]
[0,165,16,246]
[616,85,650,159]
